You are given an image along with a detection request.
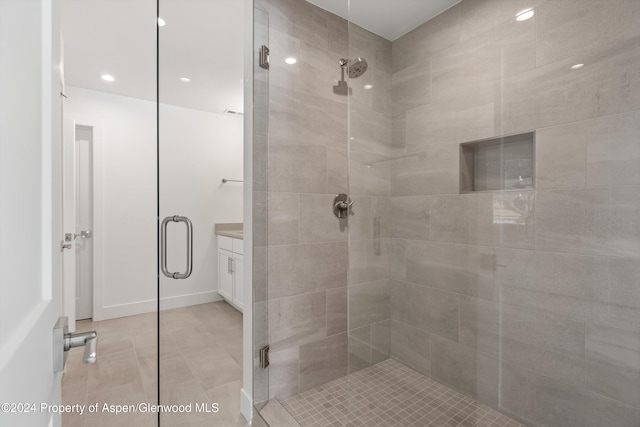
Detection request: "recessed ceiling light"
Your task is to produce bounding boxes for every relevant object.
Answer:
[101,74,115,82]
[516,8,534,21]
[571,63,585,70]
[158,17,166,27]
[285,57,297,65]
[180,77,191,82]
[363,84,373,90]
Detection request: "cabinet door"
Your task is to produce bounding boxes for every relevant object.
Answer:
[232,254,244,311]
[218,250,233,301]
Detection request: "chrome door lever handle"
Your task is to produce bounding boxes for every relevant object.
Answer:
[65,331,98,364]
[74,230,92,239]
[53,317,98,372]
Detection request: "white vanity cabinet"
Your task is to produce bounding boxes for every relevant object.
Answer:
[217,235,243,312]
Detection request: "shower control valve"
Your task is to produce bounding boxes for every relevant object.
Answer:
[333,193,355,219]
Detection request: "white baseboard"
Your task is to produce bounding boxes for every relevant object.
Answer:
[159,291,223,311]
[240,387,253,423]
[93,291,222,321]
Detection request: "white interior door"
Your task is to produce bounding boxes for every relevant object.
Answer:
[74,125,93,320]
[0,1,64,426]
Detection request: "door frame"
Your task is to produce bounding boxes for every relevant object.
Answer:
[62,117,105,328]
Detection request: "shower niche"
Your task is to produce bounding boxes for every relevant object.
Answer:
[460,131,535,192]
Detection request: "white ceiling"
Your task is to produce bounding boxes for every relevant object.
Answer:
[307,0,462,41]
[61,0,459,114]
[61,0,244,114]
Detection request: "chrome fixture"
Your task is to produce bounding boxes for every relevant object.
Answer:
[160,215,193,279]
[333,193,355,219]
[334,57,368,95]
[222,178,244,184]
[259,45,270,69]
[342,57,368,78]
[74,230,91,239]
[260,345,270,369]
[53,317,98,372]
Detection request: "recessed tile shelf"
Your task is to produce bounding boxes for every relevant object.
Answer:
[460,132,535,193]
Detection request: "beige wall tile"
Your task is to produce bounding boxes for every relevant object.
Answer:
[268,292,327,350]
[405,240,497,301]
[405,84,498,153]
[389,146,459,196]
[535,188,610,256]
[533,375,640,427]
[391,280,459,342]
[390,195,433,240]
[269,87,347,150]
[609,186,640,258]
[267,192,300,246]
[587,111,640,187]
[474,191,535,249]
[268,140,327,194]
[390,320,431,375]
[348,238,394,284]
[326,286,348,336]
[536,0,640,67]
[299,333,348,392]
[268,346,299,400]
[458,0,550,42]
[585,323,640,408]
[430,335,498,407]
[268,242,347,299]
[536,122,588,189]
[459,296,499,357]
[299,193,348,243]
[348,280,390,330]
[431,16,535,101]
[392,5,461,73]
[392,58,431,116]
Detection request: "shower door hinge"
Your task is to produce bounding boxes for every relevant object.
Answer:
[259,45,270,70]
[259,345,270,369]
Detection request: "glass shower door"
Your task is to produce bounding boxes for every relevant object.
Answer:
[252,2,270,415]
[59,1,159,426]
[158,0,245,425]
[252,0,353,424]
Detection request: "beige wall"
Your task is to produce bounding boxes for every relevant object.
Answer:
[388,1,640,426]
[257,0,640,425]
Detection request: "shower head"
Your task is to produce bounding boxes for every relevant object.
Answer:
[340,58,368,78]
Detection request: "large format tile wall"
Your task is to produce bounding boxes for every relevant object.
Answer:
[255,0,394,400]
[386,1,640,426]
[346,23,395,375]
[256,0,640,425]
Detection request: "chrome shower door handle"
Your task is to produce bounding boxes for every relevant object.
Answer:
[161,215,193,279]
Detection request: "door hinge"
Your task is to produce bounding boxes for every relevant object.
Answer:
[259,345,270,369]
[259,45,270,70]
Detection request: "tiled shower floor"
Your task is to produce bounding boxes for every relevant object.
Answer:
[281,359,526,427]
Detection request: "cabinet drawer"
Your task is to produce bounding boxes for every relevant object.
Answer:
[218,235,233,252]
[232,238,243,255]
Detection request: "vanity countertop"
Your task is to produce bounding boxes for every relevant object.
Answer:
[215,223,243,240]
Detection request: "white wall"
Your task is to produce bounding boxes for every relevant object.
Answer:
[65,86,243,320]
[159,102,244,308]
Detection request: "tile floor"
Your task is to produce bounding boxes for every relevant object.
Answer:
[62,301,250,427]
[281,359,527,427]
